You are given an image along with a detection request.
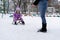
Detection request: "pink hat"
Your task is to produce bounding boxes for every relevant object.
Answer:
[16,7,20,11]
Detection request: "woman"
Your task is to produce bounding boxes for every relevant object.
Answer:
[32,0,49,32]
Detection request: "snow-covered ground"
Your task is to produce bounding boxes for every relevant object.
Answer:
[0,14,60,40]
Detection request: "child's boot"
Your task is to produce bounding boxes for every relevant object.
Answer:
[21,21,25,25]
[14,21,17,25]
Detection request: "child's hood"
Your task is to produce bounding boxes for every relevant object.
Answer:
[16,7,21,11]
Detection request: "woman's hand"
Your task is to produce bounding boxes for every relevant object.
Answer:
[31,4,36,7]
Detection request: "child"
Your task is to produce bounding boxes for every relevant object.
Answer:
[13,7,25,25]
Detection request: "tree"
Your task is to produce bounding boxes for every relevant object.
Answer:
[2,0,6,14]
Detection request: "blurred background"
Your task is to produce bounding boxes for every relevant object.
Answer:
[0,0,60,17]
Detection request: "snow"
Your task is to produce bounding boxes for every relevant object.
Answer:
[0,14,60,40]
[58,0,60,1]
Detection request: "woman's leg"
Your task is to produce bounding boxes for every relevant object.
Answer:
[38,1,48,32]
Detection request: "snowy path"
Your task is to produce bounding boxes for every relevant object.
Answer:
[0,14,60,40]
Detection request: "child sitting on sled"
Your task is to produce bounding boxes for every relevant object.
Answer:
[13,7,25,25]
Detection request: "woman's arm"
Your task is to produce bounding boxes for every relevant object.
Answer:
[48,0,51,3]
[33,0,40,6]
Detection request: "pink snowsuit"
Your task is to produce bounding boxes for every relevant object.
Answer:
[13,12,23,22]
